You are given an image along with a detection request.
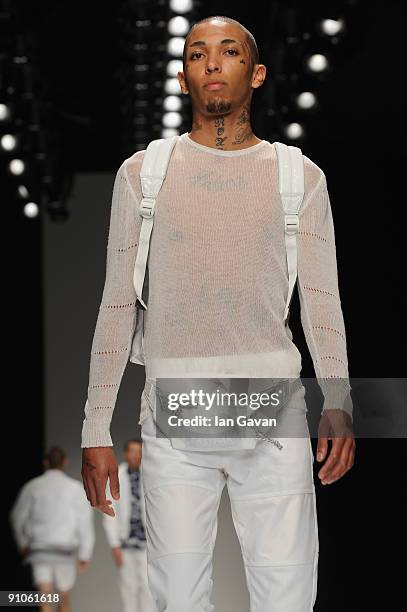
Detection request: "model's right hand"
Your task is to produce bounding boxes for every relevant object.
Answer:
[77,560,91,574]
[112,546,123,567]
[81,447,120,516]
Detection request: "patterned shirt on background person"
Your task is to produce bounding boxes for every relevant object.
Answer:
[121,467,146,550]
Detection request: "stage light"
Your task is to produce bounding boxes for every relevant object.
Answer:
[23,202,39,218]
[17,185,30,199]
[306,53,329,72]
[162,111,182,128]
[0,103,11,121]
[168,16,189,37]
[161,128,179,138]
[134,63,149,79]
[1,133,17,151]
[320,18,345,37]
[284,122,304,140]
[163,95,182,112]
[165,77,182,95]
[167,37,185,57]
[167,59,183,77]
[296,92,317,109]
[169,0,193,12]
[9,158,25,175]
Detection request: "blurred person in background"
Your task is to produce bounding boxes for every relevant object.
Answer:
[102,438,155,612]
[9,446,95,612]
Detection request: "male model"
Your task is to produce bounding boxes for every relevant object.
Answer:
[102,438,155,612]
[10,446,94,612]
[81,16,355,611]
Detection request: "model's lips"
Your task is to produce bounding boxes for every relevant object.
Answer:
[204,82,226,90]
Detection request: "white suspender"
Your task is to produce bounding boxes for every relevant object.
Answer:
[133,134,178,310]
[274,142,305,324]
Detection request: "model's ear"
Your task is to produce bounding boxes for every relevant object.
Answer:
[177,71,189,95]
[251,64,267,90]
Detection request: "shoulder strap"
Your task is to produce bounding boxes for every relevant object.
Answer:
[133,135,178,309]
[274,142,305,325]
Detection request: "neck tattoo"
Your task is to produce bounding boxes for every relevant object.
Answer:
[232,104,254,145]
[214,116,227,149]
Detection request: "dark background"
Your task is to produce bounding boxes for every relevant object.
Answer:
[3,0,405,609]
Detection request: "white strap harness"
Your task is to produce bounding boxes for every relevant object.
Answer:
[274,142,305,322]
[130,135,304,366]
[133,135,179,310]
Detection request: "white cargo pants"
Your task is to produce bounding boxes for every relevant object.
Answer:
[140,387,319,612]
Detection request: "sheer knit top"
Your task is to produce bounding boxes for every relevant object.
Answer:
[81,132,351,448]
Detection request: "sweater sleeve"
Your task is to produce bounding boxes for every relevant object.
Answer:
[296,161,353,419]
[9,482,33,549]
[81,161,142,448]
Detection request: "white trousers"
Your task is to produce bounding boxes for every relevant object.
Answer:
[140,401,319,612]
[118,547,156,612]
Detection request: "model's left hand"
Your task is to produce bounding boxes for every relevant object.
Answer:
[316,409,356,485]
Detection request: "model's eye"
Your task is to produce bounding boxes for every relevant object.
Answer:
[190,49,239,60]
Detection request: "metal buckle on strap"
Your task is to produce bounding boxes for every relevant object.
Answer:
[139,197,155,219]
[284,214,299,235]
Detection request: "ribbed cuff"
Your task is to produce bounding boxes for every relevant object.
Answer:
[81,417,113,448]
[320,378,354,423]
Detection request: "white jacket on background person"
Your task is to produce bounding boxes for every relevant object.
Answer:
[102,461,146,548]
[9,468,95,561]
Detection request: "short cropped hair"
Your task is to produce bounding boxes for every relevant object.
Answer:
[183,16,259,71]
[44,446,66,469]
[124,438,142,452]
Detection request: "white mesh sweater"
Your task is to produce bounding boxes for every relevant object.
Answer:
[81,132,351,448]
